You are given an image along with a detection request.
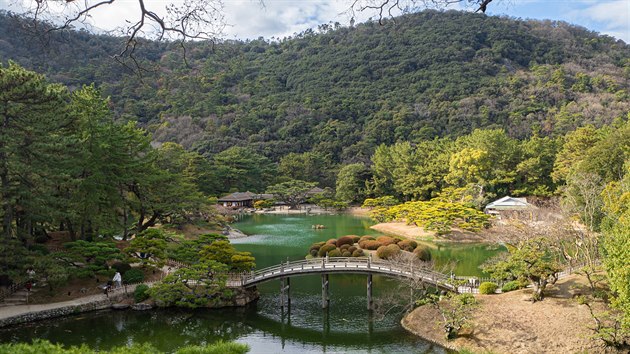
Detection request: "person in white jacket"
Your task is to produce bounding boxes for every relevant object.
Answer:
[113,272,122,288]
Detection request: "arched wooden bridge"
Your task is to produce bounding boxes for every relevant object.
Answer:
[225,257,459,310]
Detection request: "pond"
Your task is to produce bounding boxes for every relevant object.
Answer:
[0,213,505,353]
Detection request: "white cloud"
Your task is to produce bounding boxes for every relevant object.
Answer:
[572,0,630,42]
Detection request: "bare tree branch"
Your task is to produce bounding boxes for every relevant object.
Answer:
[10,0,227,74]
[347,0,496,25]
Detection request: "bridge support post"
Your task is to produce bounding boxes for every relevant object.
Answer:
[280,277,290,309]
[321,274,329,309]
[367,274,373,311]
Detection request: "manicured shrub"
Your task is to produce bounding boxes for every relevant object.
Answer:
[359,240,382,250]
[398,239,418,252]
[376,236,396,246]
[318,244,337,257]
[339,244,351,251]
[342,251,352,257]
[348,246,357,253]
[326,239,337,245]
[479,282,498,295]
[124,268,145,284]
[112,262,132,274]
[328,249,342,257]
[413,245,432,262]
[359,235,375,243]
[134,284,150,303]
[376,244,401,259]
[336,236,355,247]
[309,249,318,257]
[351,235,361,243]
[352,249,364,257]
[309,242,325,252]
[501,281,522,293]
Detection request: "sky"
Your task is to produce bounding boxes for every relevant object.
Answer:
[0,0,629,43]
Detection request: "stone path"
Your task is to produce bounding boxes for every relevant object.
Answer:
[0,285,137,325]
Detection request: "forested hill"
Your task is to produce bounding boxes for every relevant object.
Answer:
[1,10,629,163]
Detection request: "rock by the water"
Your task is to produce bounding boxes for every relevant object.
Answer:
[131,303,153,311]
[112,303,130,310]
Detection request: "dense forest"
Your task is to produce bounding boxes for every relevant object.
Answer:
[1,10,629,170]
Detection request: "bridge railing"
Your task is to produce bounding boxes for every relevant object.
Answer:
[226,257,455,290]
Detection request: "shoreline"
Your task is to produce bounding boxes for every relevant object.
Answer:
[401,274,604,353]
[371,222,503,243]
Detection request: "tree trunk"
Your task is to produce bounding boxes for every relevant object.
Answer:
[136,211,160,233]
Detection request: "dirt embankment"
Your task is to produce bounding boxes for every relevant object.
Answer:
[402,274,612,353]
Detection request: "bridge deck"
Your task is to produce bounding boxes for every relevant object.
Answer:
[226,257,457,291]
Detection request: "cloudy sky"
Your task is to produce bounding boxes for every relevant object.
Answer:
[1,0,629,42]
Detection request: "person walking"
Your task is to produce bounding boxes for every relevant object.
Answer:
[112,272,122,288]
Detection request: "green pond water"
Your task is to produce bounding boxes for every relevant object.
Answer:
[0,214,505,353]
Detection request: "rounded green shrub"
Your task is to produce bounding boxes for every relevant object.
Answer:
[318,244,337,257]
[352,249,364,257]
[376,236,396,246]
[339,244,351,251]
[328,249,342,257]
[359,235,375,243]
[376,244,401,260]
[359,240,382,250]
[124,268,145,284]
[309,249,318,257]
[501,281,522,293]
[336,236,355,247]
[309,242,325,252]
[398,239,418,252]
[479,282,498,295]
[326,239,337,245]
[348,246,357,253]
[112,262,132,274]
[413,245,432,262]
[351,235,361,243]
[134,284,150,303]
[342,251,352,257]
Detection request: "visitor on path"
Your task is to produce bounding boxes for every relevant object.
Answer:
[26,267,36,284]
[113,272,122,288]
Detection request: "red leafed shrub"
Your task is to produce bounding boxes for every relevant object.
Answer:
[336,236,355,247]
[359,240,382,250]
[376,236,396,246]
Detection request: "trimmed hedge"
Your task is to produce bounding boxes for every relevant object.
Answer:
[112,262,132,274]
[376,236,396,246]
[342,251,352,257]
[352,249,364,257]
[376,244,401,259]
[124,268,145,284]
[134,284,150,303]
[501,280,522,293]
[398,239,418,252]
[348,246,357,253]
[328,249,342,257]
[359,240,382,250]
[326,239,337,245]
[309,249,318,257]
[318,244,337,257]
[413,245,432,262]
[351,235,361,243]
[479,282,498,294]
[336,236,355,247]
[339,244,351,251]
[359,235,375,242]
